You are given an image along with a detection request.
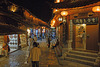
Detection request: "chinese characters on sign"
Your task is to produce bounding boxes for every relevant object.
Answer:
[71,17,98,24]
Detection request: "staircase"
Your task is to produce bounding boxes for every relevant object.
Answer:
[59,50,99,67]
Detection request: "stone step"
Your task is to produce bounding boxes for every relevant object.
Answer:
[59,60,92,67]
[69,50,98,57]
[64,57,96,66]
[48,65,61,67]
[67,53,96,62]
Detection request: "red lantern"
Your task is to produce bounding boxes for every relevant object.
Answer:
[61,11,68,16]
[92,6,100,12]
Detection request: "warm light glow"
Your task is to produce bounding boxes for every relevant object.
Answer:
[82,24,86,26]
[92,6,100,12]
[30,15,33,18]
[42,29,45,33]
[51,27,55,28]
[42,27,44,29]
[56,0,60,3]
[24,10,30,18]
[58,17,62,21]
[27,29,30,32]
[51,19,56,27]
[53,20,55,23]
[53,9,59,13]
[55,9,58,12]
[27,29,30,35]
[61,11,68,16]
[10,5,17,12]
[42,27,45,29]
[43,27,45,29]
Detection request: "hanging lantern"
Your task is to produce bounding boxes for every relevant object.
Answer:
[55,0,60,3]
[92,6,100,12]
[53,9,59,13]
[51,19,55,27]
[53,19,55,23]
[61,11,68,16]
[10,5,17,12]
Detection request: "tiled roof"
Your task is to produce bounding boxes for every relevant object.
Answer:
[51,0,100,8]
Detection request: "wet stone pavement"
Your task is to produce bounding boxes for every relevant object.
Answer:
[0,39,62,67]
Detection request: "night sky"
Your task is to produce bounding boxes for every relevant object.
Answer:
[9,0,54,22]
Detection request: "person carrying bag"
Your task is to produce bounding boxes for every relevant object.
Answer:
[27,42,41,67]
[2,42,9,57]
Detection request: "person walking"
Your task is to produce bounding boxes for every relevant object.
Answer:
[47,37,51,48]
[2,36,10,58]
[2,42,9,57]
[28,42,41,67]
[82,31,86,49]
[33,35,37,42]
[28,36,34,51]
[25,36,34,61]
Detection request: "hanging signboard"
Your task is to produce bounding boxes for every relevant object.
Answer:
[71,17,98,24]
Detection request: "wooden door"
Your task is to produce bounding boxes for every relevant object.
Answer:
[86,25,99,51]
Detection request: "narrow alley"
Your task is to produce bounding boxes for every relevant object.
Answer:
[0,0,100,67]
[0,39,60,67]
[0,39,93,67]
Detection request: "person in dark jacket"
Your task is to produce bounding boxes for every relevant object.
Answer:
[47,37,51,48]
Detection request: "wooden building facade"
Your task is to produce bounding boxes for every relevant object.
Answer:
[0,0,49,53]
[51,0,100,66]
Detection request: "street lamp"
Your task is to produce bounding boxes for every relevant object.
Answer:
[61,11,68,45]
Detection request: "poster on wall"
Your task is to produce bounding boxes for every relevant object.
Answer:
[20,34,27,47]
[8,34,18,52]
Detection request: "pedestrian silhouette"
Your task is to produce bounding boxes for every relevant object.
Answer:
[28,42,41,67]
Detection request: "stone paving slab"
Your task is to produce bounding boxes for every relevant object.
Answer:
[0,39,60,67]
[0,39,93,67]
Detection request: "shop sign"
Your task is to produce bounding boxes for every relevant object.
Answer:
[71,17,98,24]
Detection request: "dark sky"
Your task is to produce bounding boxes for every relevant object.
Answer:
[9,0,54,22]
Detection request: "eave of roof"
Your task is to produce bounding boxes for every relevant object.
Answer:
[51,0,100,8]
[0,23,26,35]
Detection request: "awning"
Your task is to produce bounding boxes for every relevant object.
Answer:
[38,21,50,27]
[51,0,100,8]
[0,23,26,35]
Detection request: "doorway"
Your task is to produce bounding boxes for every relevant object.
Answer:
[75,24,86,50]
[86,25,99,51]
[74,24,99,51]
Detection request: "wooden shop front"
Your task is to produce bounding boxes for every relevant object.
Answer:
[71,17,99,51]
